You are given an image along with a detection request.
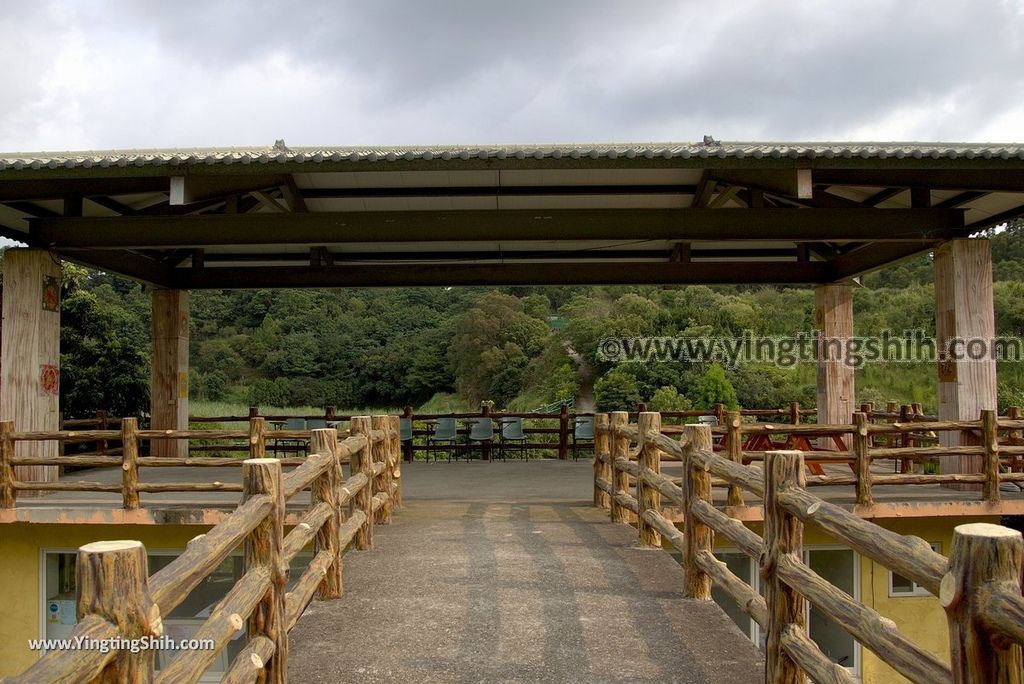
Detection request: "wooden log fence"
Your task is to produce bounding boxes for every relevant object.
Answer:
[2,415,400,683]
[594,410,1024,684]
[0,416,403,510]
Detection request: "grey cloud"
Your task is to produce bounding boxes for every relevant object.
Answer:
[1,0,1022,150]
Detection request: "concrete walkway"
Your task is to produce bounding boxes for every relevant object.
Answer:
[288,460,763,683]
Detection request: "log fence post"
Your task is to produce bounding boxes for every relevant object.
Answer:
[899,404,913,473]
[982,409,1000,503]
[249,417,266,459]
[725,410,745,507]
[350,416,374,550]
[389,414,403,509]
[371,415,392,523]
[609,411,629,524]
[1,420,15,508]
[243,457,286,683]
[682,424,713,599]
[637,411,661,547]
[763,450,807,684]
[593,413,610,508]
[121,417,140,510]
[97,409,109,455]
[558,403,570,460]
[789,401,800,426]
[853,412,872,507]
[714,402,726,425]
[310,428,342,600]
[248,406,259,420]
[941,522,1024,683]
[76,539,161,681]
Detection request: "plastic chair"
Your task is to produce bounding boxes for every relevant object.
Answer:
[572,416,595,461]
[499,417,527,460]
[277,417,308,456]
[427,417,457,462]
[465,417,495,461]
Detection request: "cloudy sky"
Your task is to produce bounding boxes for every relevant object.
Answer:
[1,0,1022,152]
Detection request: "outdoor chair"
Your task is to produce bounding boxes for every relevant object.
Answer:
[498,417,527,460]
[427,417,458,462]
[276,417,308,456]
[464,417,495,461]
[572,415,595,461]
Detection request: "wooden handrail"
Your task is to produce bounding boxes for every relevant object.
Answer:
[3,415,398,683]
[594,410,1024,684]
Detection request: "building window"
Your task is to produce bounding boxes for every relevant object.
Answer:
[713,547,858,675]
[43,549,309,682]
[889,542,941,597]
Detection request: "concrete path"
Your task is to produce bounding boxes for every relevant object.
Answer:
[288,461,763,683]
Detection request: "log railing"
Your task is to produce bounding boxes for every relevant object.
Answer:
[2,416,401,683]
[594,411,1024,684]
[0,416,402,510]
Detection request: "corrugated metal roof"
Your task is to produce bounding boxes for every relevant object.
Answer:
[1,141,1023,171]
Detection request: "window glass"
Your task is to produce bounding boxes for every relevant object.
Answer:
[711,551,755,640]
[807,549,856,669]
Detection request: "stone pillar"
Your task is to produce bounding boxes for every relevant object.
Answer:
[1,249,62,484]
[815,284,855,440]
[151,289,189,458]
[934,239,997,476]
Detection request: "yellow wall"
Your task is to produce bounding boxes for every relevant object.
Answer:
[0,523,212,677]
[713,516,999,684]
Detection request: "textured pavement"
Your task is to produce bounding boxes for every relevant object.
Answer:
[288,460,764,683]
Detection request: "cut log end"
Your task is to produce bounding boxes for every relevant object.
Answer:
[79,539,143,553]
[956,522,1022,539]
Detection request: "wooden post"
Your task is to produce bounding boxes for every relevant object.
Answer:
[1,248,62,486]
[243,458,286,683]
[941,523,1024,683]
[249,417,266,459]
[725,410,745,507]
[789,401,800,426]
[388,415,402,509]
[350,416,374,550]
[0,421,15,508]
[714,402,726,424]
[593,413,610,508]
[815,284,855,449]
[637,412,662,547]
[310,428,342,600]
[853,412,872,507]
[150,289,189,458]
[77,540,160,681]
[558,403,570,460]
[763,450,807,684]
[682,424,713,600]
[900,404,914,473]
[121,417,140,510]
[371,415,392,523]
[982,410,1001,503]
[248,406,259,419]
[324,405,336,422]
[97,410,109,455]
[609,411,629,524]
[935,239,997,487]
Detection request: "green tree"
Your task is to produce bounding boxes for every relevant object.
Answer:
[692,363,739,409]
[594,368,643,411]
